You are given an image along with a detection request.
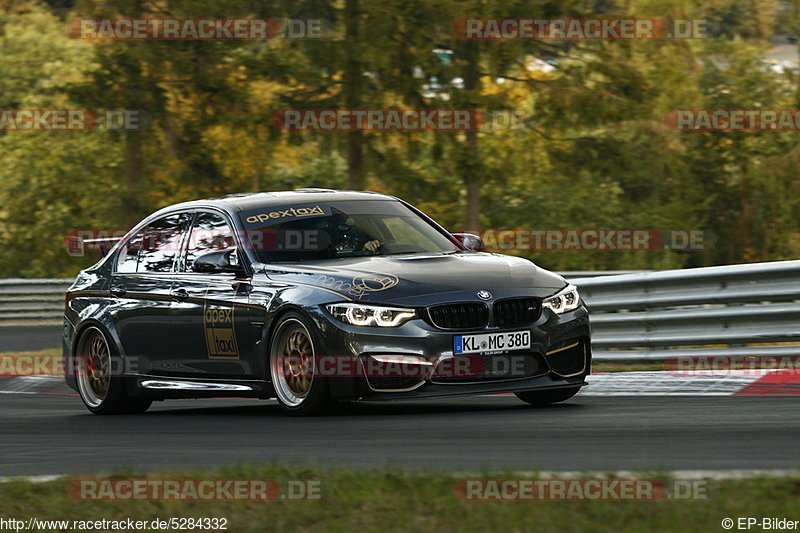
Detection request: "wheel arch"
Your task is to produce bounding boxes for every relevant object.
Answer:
[266,302,359,400]
[264,305,321,361]
[72,318,121,357]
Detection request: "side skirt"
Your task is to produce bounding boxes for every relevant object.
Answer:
[128,376,273,400]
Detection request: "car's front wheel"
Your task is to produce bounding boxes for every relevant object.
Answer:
[269,313,330,416]
[75,326,151,415]
[515,386,581,406]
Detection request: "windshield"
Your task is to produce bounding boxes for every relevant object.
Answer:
[239,199,459,262]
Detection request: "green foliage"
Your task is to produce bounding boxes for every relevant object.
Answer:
[0,0,798,277]
[0,465,799,533]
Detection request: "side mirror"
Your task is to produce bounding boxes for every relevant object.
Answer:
[451,232,486,252]
[193,249,246,275]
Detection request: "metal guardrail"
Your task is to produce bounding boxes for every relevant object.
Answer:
[572,261,800,361]
[0,272,630,323]
[559,270,650,278]
[3,263,799,363]
[0,279,71,322]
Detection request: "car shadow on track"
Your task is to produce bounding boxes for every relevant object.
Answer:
[137,398,585,418]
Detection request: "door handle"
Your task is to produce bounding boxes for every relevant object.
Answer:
[171,288,189,302]
[109,284,127,297]
[231,281,252,293]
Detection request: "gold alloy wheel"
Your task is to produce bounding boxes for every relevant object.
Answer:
[76,327,111,408]
[270,319,316,408]
[282,328,314,397]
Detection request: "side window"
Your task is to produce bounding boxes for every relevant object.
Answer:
[116,232,143,273]
[116,213,190,274]
[184,212,237,272]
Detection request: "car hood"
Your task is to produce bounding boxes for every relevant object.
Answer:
[259,252,567,304]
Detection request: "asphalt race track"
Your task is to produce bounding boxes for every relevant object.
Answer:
[1,393,798,476]
[0,325,61,353]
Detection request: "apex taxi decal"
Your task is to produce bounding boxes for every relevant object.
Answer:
[316,273,399,299]
[204,303,239,359]
[244,205,328,225]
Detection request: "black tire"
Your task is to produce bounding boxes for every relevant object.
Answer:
[268,312,331,416]
[515,386,581,406]
[75,326,151,415]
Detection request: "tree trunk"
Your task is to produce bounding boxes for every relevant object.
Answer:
[124,131,145,226]
[465,131,480,230]
[462,41,481,230]
[344,0,364,190]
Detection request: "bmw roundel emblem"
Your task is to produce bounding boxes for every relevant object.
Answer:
[477,290,492,300]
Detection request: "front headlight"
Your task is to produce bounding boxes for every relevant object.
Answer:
[326,303,417,327]
[542,285,581,314]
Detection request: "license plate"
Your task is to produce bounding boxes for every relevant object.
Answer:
[453,330,531,355]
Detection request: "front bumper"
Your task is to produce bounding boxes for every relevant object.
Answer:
[311,304,591,400]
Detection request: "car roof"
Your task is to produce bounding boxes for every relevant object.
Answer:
[166,189,397,213]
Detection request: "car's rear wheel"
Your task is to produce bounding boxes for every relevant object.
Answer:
[75,326,151,415]
[269,313,330,416]
[515,386,581,406]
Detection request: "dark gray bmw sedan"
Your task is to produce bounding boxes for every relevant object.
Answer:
[63,189,590,415]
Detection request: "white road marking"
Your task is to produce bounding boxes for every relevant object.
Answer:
[581,370,767,396]
[513,469,800,480]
